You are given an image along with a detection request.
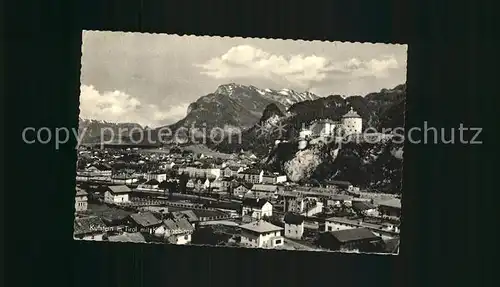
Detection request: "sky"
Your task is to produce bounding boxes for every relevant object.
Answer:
[80,31,407,128]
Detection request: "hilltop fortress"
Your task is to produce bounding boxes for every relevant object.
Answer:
[299,107,363,140]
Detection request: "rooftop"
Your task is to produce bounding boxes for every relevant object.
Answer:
[144,179,160,185]
[251,184,278,192]
[87,203,133,222]
[235,182,253,190]
[164,218,194,233]
[107,185,132,194]
[352,201,376,211]
[74,216,106,235]
[206,202,241,211]
[239,168,262,175]
[382,238,400,253]
[378,198,402,209]
[171,210,199,222]
[242,198,270,209]
[191,209,228,219]
[342,107,361,118]
[76,187,88,197]
[240,220,283,234]
[129,212,162,227]
[284,213,304,225]
[329,228,379,243]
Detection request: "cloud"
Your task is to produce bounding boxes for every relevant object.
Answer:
[195,45,401,88]
[79,85,188,127]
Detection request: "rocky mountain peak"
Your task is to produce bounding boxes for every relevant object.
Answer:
[260,103,285,123]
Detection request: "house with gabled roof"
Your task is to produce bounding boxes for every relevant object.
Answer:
[352,201,378,216]
[382,237,400,254]
[171,210,199,223]
[233,182,253,198]
[128,212,163,234]
[73,216,107,241]
[317,227,383,252]
[378,198,402,217]
[186,179,195,190]
[155,218,195,245]
[86,163,113,176]
[242,198,273,220]
[222,166,244,178]
[104,185,131,203]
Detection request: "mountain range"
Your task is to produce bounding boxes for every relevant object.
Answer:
[79,83,319,143]
[167,83,319,132]
[79,83,405,148]
[78,118,143,144]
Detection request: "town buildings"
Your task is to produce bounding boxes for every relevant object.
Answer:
[73,144,401,253]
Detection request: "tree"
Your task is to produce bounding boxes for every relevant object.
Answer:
[158,180,169,190]
[167,180,178,199]
[166,169,177,179]
[178,172,189,194]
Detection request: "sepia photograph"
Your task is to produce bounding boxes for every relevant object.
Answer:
[74,31,406,255]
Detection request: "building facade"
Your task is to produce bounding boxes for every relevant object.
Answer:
[104,185,131,203]
[240,220,284,249]
[75,187,88,212]
[237,169,264,184]
[341,107,363,135]
[284,213,305,239]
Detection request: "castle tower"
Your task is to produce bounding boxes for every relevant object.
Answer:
[341,107,362,135]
